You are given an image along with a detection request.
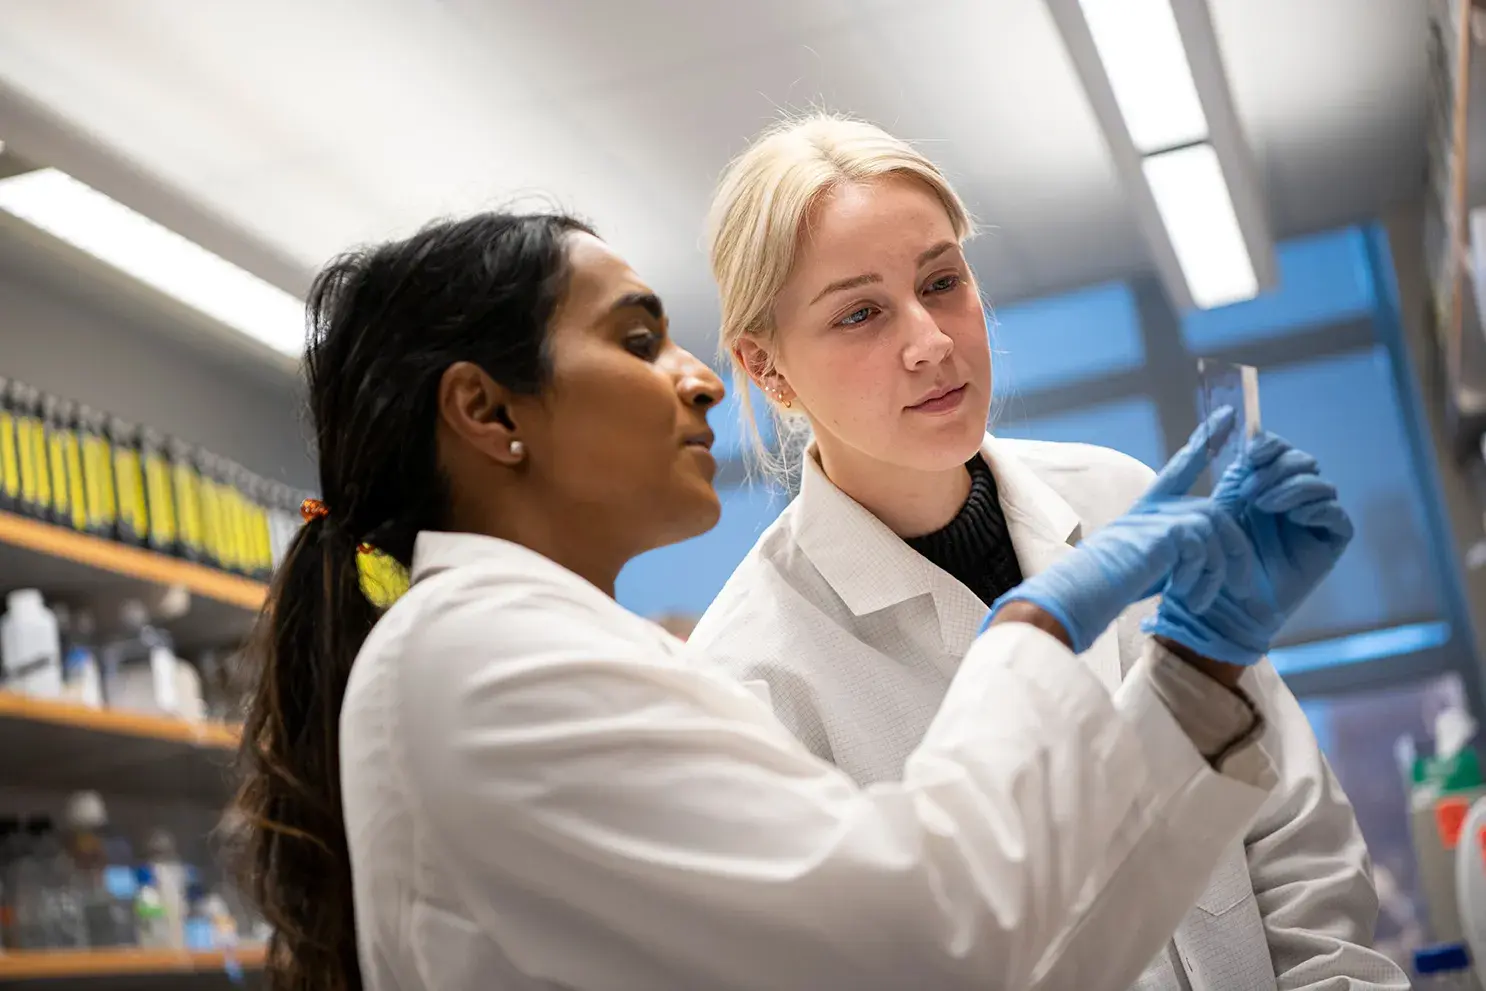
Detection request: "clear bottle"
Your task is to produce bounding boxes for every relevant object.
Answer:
[103,601,181,716]
[183,880,213,951]
[6,817,36,949]
[101,835,139,943]
[1414,943,1477,990]
[61,792,134,948]
[60,610,103,709]
[15,815,86,949]
[145,829,186,950]
[133,866,169,949]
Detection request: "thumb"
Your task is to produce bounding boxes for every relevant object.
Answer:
[1147,407,1236,499]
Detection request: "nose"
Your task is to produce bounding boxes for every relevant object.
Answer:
[672,345,726,410]
[901,300,954,370]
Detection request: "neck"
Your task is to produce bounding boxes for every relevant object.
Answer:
[451,496,627,598]
[816,443,973,538]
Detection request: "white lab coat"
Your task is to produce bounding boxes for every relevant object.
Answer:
[339,530,1277,991]
[688,434,1411,990]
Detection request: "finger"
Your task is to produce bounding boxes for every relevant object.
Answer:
[1149,407,1236,499]
[1167,519,1211,601]
[1214,431,1292,508]
[1239,431,1292,472]
[1185,521,1227,613]
[1290,501,1355,541]
[1212,510,1253,590]
[1253,475,1339,515]
[1238,449,1322,502]
[1212,457,1248,508]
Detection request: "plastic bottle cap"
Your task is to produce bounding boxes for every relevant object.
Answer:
[64,791,108,830]
[1415,942,1472,974]
[6,589,44,612]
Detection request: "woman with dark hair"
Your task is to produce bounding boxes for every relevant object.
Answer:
[233,211,1307,991]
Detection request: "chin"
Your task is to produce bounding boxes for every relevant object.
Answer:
[649,481,722,551]
[902,408,987,469]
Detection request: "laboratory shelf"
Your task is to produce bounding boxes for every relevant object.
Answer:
[0,945,265,987]
[0,510,267,653]
[0,691,240,805]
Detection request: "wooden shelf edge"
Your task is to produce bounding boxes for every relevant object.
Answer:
[0,691,241,749]
[0,511,268,611]
[0,944,266,979]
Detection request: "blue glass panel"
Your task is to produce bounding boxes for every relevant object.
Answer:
[994,395,1166,470]
[617,482,785,618]
[990,281,1145,394]
[1182,227,1377,350]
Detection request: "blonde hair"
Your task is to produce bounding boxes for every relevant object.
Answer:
[706,113,975,478]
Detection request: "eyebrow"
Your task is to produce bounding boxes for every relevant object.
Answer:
[917,240,957,267]
[611,291,665,322]
[808,241,961,306]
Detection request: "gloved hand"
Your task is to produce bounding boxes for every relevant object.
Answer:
[988,409,1251,653]
[1142,431,1355,665]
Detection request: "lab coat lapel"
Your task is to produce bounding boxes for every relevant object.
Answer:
[794,437,1122,687]
[984,436,1124,693]
[794,447,987,673]
[793,450,938,616]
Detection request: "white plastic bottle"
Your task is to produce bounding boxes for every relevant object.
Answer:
[1455,797,1486,988]
[173,659,204,723]
[145,829,186,950]
[1,590,63,699]
[133,866,169,949]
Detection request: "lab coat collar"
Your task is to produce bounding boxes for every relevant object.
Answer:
[793,434,1085,656]
[411,530,603,598]
[982,435,1084,576]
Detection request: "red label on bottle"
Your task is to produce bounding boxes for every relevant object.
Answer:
[1437,796,1471,850]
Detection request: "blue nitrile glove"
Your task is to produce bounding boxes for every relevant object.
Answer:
[986,409,1251,653]
[1142,431,1355,665]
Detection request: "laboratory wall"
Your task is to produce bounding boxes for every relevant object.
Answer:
[0,267,316,490]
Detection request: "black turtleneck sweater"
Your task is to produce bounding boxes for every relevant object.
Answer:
[904,455,1024,608]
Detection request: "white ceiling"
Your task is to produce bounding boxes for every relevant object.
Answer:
[0,0,1429,358]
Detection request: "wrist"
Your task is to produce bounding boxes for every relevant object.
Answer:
[1156,636,1247,689]
[991,600,1074,649]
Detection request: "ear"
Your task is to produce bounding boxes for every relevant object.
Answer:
[437,361,525,466]
[733,338,795,406]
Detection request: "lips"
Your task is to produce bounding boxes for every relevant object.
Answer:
[684,427,716,451]
[907,383,967,412]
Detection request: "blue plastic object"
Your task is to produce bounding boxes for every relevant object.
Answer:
[1414,942,1471,974]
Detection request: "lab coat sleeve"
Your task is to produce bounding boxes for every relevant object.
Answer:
[395,581,1275,991]
[1239,661,1412,990]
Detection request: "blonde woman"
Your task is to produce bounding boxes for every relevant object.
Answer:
[689,115,1408,990]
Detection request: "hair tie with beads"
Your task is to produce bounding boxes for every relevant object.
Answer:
[300,498,329,523]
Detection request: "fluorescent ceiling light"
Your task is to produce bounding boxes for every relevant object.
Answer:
[1142,143,1258,309]
[0,168,304,357]
[1077,0,1208,153]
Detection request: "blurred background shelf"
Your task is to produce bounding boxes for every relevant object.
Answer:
[0,945,265,987]
[0,691,239,805]
[0,510,266,654]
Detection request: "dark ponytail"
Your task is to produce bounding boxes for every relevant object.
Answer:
[232,211,593,991]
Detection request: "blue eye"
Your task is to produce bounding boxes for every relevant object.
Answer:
[838,306,876,327]
[927,274,961,294]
